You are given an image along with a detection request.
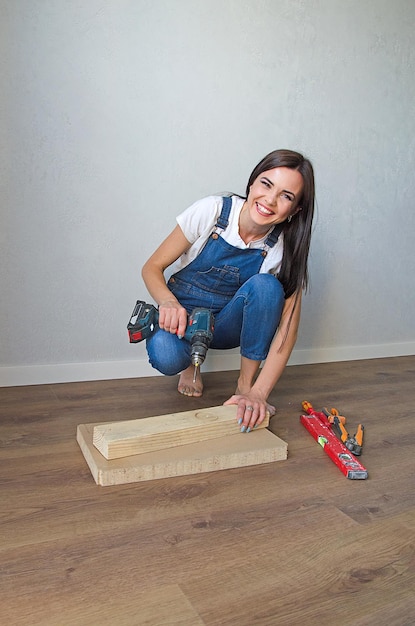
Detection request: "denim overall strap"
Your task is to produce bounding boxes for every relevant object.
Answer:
[214,195,233,231]
[264,222,284,248]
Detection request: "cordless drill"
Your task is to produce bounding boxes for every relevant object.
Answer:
[128,300,214,381]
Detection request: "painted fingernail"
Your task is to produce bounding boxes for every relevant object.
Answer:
[177,334,183,339]
[238,418,243,425]
[240,425,246,433]
[246,427,251,433]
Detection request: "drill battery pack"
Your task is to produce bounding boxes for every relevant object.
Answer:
[127,300,158,343]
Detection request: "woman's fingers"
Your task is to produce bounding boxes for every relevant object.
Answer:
[158,303,187,336]
[224,395,273,432]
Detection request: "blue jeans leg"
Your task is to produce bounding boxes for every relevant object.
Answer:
[146,329,192,376]
[211,274,285,361]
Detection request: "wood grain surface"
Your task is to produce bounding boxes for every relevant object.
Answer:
[1,356,415,625]
[79,421,286,485]
[91,404,269,460]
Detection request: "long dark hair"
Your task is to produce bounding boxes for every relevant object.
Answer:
[246,149,315,298]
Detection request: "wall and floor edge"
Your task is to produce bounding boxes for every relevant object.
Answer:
[1,342,414,387]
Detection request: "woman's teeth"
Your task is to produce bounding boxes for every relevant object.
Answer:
[256,203,273,216]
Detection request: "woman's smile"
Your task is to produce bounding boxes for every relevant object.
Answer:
[255,202,275,217]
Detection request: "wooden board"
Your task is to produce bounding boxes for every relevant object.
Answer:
[92,405,269,460]
[77,422,287,486]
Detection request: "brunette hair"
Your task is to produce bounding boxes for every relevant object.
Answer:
[246,149,315,298]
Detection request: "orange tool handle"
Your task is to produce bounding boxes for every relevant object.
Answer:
[354,424,364,446]
[323,407,346,425]
[333,416,349,442]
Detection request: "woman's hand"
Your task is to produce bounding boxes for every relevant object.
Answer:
[158,299,188,338]
[224,394,276,432]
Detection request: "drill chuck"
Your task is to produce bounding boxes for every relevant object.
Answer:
[190,336,210,367]
[186,308,214,368]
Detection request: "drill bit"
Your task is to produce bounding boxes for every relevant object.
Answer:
[193,363,199,384]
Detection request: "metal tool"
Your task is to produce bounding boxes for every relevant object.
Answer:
[331,416,364,456]
[322,407,346,425]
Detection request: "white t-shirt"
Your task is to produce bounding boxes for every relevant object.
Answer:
[170,195,284,277]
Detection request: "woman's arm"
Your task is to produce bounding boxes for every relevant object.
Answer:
[141,224,192,338]
[224,290,302,430]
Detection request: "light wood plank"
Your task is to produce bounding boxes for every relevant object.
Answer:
[92,404,269,460]
[4,583,205,626]
[79,422,287,485]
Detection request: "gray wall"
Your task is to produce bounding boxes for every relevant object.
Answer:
[1,0,414,386]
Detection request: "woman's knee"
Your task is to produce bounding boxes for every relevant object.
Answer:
[146,331,190,375]
[244,273,284,304]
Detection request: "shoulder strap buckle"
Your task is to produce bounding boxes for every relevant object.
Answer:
[213,196,233,233]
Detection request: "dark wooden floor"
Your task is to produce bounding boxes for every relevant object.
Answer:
[1,356,415,626]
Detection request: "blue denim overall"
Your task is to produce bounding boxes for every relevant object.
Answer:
[146,197,285,375]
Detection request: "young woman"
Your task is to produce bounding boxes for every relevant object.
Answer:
[142,149,315,431]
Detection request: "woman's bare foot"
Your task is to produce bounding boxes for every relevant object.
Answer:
[235,384,251,395]
[236,358,261,396]
[235,378,254,396]
[178,364,203,397]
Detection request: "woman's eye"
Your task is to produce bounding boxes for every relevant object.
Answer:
[261,180,271,188]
